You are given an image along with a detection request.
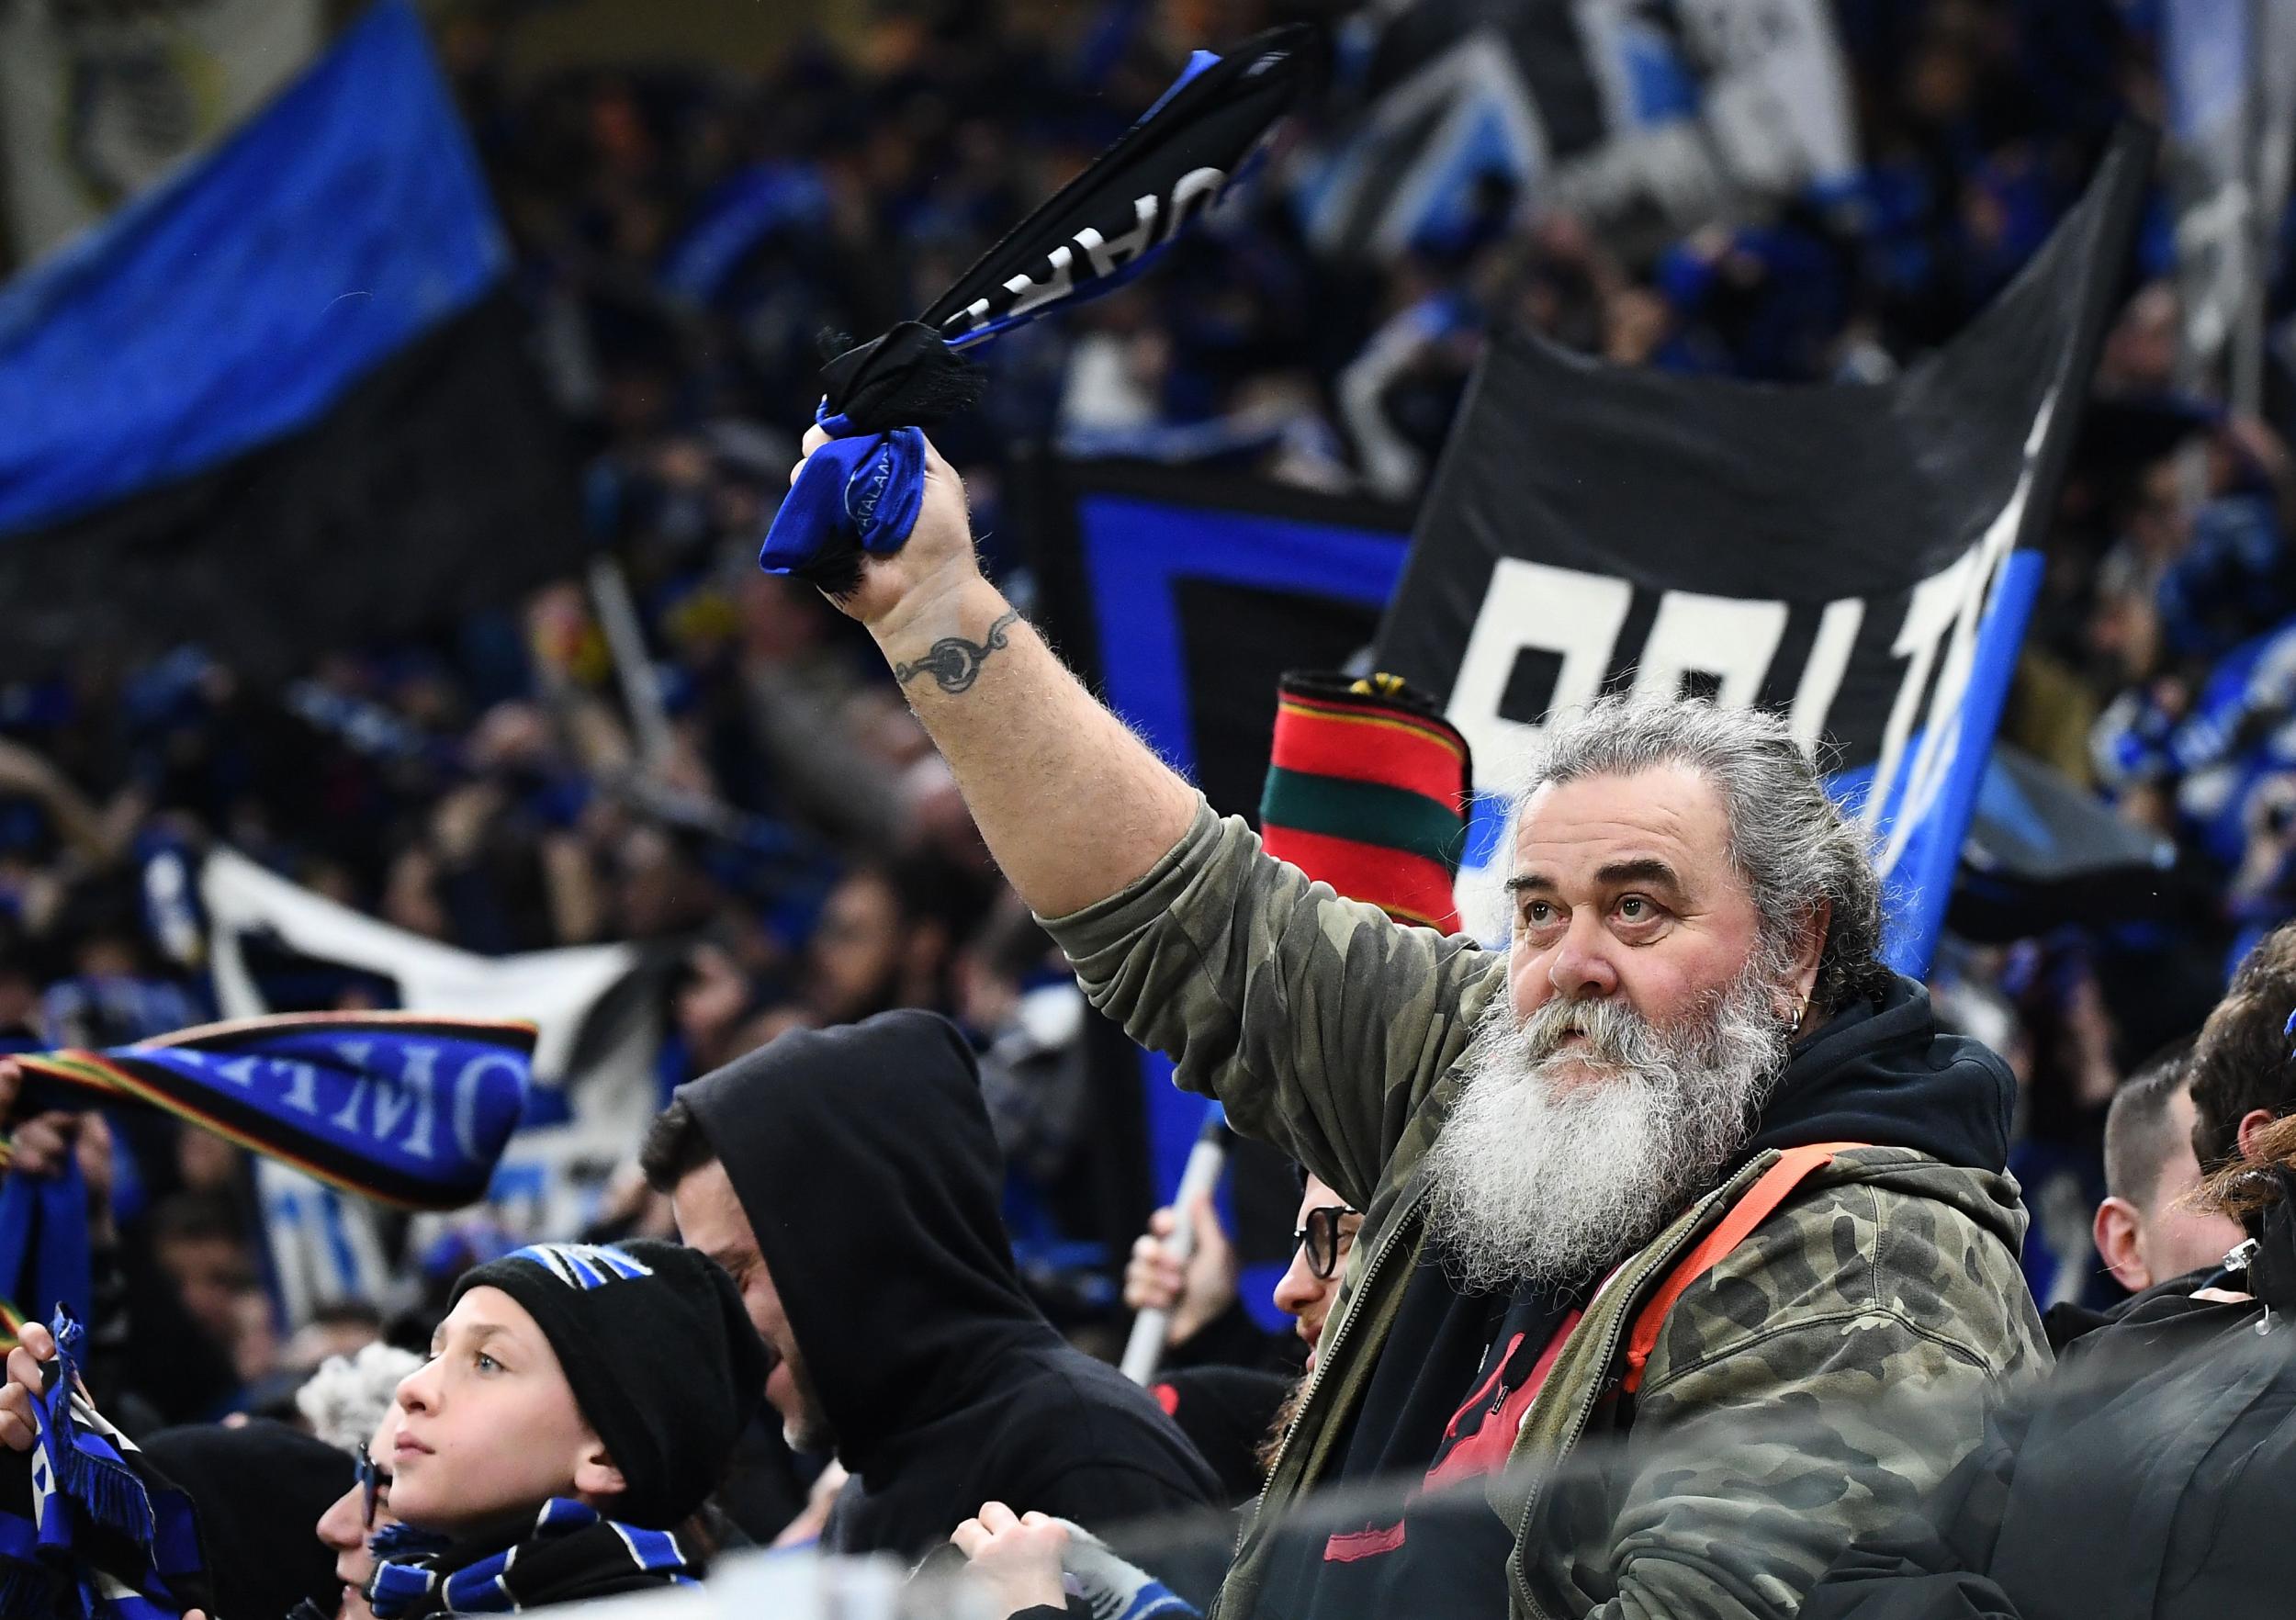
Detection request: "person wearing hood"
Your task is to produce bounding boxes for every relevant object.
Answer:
[777,435,2047,1620]
[1800,1106,2296,1620]
[639,1008,1220,1558]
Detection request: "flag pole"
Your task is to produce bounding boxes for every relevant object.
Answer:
[587,554,675,778]
[1121,1102,1232,1384]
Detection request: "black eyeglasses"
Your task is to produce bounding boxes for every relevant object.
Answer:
[1292,1205,1357,1281]
[355,1441,392,1530]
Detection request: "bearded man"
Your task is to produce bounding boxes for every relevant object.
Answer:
[793,425,2046,1620]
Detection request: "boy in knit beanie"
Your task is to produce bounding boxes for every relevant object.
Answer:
[0,1237,763,1620]
[357,1237,766,1619]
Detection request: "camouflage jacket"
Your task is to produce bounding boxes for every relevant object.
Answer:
[1047,803,2050,1620]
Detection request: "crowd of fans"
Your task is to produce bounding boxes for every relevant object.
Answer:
[3,0,2296,1591]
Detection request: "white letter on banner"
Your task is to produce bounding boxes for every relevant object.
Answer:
[1076,197,1160,277]
[940,297,994,340]
[1001,243,1075,320]
[355,1041,425,1148]
[1162,167,1228,243]
[329,1042,371,1131]
[275,1061,321,1115]
[395,1046,438,1161]
[1863,547,1978,841]
[1627,591,1789,710]
[1788,597,1864,754]
[451,1052,524,1166]
[1446,559,1635,793]
[214,1058,258,1088]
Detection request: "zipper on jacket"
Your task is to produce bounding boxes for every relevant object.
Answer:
[1505,1154,1784,1620]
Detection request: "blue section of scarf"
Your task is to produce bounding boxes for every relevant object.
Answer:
[755,423,926,577]
[0,1311,205,1620]
[366,1500,694,1619]
[0,1162,90,1333]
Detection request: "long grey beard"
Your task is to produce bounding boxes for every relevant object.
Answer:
[1425,970,1793,1295]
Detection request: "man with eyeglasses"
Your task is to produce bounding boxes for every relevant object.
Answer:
[312,1422,398,1620]
[1123,1176,1364,1502]
[1126,1177,1363,1377]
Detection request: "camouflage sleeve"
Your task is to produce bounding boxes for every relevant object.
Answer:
[1589,1182,2047,1620]
[1041,798,1503,1209]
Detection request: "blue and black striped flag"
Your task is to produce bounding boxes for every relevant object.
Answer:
[0,0,580,678]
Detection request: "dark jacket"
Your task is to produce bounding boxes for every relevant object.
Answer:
[1801,1178,2296,1620]
[678,1009,1219,1558]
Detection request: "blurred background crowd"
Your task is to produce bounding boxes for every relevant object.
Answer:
[1,0,2292,1431]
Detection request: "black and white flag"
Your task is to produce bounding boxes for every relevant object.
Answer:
[1374,128,2154,973]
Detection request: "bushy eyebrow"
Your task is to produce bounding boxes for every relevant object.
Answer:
[1506,858,1686,898]
[1594,858,1684,894]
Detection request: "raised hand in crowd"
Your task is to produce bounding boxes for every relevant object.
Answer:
[951,1501,1068,1617]
[1122,1188,1237,1350]
[0,1057,115,1245]
[0,1316,64,1452]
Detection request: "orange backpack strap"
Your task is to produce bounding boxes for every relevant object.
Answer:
[1620,1142,1869,1396]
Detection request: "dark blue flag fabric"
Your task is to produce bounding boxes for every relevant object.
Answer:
[0,0,579,678]
[757,25,1321,589]
[1374,126,2155,976]
[0,1311,209,1620]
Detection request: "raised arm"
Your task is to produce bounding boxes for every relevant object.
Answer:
[802,426,1199,917]
[799,429,1497,1198]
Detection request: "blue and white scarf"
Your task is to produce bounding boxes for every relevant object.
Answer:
[0,1311,207,1620]
[366,1500,695,1619]
[757,26,1318,583]
[2,1012,535,1344]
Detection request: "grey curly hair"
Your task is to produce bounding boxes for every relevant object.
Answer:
[295,1341,423,1453]
[1520,695,1890,1016]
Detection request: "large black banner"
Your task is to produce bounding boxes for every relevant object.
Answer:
[1375,128,2155,973]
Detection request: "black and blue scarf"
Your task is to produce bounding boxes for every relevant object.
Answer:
[0,1311,208,1620]
[366,1501,696,1619]
[757,25,1321,588]
[1,1013,535,1341]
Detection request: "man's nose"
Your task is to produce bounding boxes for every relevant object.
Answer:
[316,1491,360,1551]
[1548,912,1621,1002]
[1271,1252,1321,1318]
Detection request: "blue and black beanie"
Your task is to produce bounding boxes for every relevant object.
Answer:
[449,1238,767,1529]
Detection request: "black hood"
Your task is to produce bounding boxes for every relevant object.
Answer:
[676,1009,1055,1473]
[1749,972,2015,1173]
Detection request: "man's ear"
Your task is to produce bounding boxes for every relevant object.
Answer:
[2238,1108,2279,1162]
[2094,1195,2152,1294]
[1779,900,1829,1024]
[572,1436,627,1504]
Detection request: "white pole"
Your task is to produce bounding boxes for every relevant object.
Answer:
[587,555,675,776]
[1120,1118,1232,1384]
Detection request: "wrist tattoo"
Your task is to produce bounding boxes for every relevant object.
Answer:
[893,608,1021,695]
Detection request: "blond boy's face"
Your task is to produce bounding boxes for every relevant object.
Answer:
[385,1287,617,1536]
